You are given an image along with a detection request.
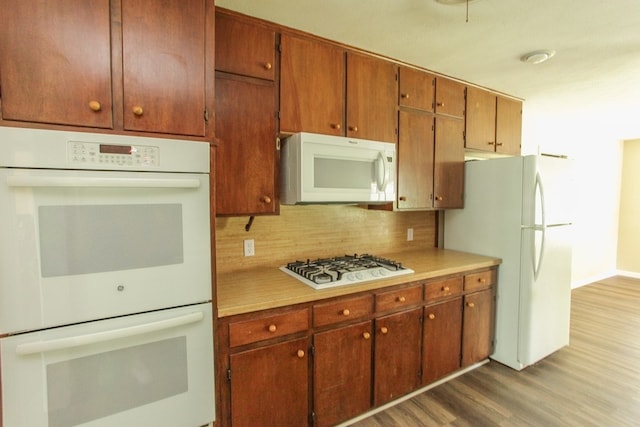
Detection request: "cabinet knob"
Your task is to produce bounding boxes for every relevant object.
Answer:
[297,349,305,358]
[442,286,450,292]
[467,302,476,308]
[428,313,436,320]
[268,324,277,333]
[264,62,272,70]
[397,296,406,302]
[88,100,102,112]
[478,278,486,284]
[380,326,389,334]
[496,142,504,147]
[261,195,272,204]
[132,106,144,116]
[348,125,358,133]
[342,308,350,316]
[331,123,341,130]
[362,332,371,340]
[487,141,495,146]
[401,93,410,99]
[435,196,443,201]
[399,196,407,201]
[436,102,445,107]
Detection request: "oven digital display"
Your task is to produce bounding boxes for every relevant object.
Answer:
[100,144,133,155]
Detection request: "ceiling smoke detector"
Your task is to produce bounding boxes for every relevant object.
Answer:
[521,50,556,64]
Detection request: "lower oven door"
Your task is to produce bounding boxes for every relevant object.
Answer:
[0,303,214,427]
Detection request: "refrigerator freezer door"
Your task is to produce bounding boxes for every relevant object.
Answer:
[518,224,572,367]
[522,155,574,227]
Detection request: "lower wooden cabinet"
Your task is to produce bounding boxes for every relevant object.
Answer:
[422,297,462,384]
[313,321,373,427]
[374,308,422,405]
[462,288,495,366]
[229,337,310,427]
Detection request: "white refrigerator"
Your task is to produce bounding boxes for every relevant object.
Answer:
[444,154,573,371]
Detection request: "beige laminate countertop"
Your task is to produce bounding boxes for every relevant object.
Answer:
[216,247,501,318]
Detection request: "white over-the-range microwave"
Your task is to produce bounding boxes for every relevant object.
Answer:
[280,132,396,204]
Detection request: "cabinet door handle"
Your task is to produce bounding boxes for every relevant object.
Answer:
[342,309,350,316]
[264,62,272,70]
[397,296,406,302]
[435,196,443,201]
[466,302,476,308]
[380,326,389,334]
[348,125,358,133]
[331,123,341,130]
[268,324,277,333]
[399,196,407,201]
[496,142,503,146]
[442,286,450,292]
[478,278,486,284]
[487,141,495,146]
[436,102,445,107]
[132,106,144,116]
[401,93,410,99]
[261,195,272,204]
[297,349,305,358]
[88,100,102,112]
[362,332,371,340]
[428,313,436,320]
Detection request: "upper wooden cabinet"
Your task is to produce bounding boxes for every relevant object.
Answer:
[0,0,113,128]
[215,11,276,81]
[434,116,465,209]
[496,96,523,155]
[0,0,211,137]
[466,87,522,156]
[280,34,345,135]
[397,111,435,210]
[280,38,397,143]
[435,77,466,118]
[398,66,435,112]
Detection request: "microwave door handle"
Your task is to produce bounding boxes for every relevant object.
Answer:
[376,152,389,192]
[15,311,204,356]
[6,176,201,189]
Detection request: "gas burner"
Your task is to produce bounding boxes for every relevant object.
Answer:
[281,254,413,289]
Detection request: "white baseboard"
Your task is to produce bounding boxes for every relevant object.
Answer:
[616,270,640,279]
[571,271,617,289]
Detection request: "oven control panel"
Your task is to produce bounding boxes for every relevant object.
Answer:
[67,142,159,167]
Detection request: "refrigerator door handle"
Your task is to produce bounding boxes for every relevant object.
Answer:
[533,172,546,281]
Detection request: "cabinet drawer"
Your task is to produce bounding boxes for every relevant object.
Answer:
[375,284,423,312]
[464,269,497,292]
[313,295,373,327]
[425,277,463,302]
[229,308,310,348]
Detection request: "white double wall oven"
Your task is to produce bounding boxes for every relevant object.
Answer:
[0,127,215,427]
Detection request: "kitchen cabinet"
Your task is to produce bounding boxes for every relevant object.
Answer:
[466,87,522,156]
[0,0,211,137]
[399,66,435,112]
[435,77,466,119]
[374,308,422,405]
[280,41,397,143]
[215,11,276,81]
[314,321,373,427]
[461,269,497,366]
[215,74,278,215]
[433,116,465,209]
[423,297,463,384]
[280,33,345,136]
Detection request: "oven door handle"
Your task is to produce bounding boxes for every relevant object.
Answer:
[15,311,204,356]
[7,176,201,189]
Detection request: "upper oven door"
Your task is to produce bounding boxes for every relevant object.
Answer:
[0,167,211,334]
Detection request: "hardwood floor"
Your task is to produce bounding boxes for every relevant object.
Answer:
[349,276,640,426]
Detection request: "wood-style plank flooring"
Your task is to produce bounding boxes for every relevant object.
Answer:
[350,276,640,426]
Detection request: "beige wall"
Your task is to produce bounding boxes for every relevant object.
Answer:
[216,205,437,275]
[617,139,640,275]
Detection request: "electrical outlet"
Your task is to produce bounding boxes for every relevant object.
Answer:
[407,228,414,241]
[243,239,255,257]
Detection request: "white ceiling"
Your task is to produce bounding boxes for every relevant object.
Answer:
[217,0,640,141]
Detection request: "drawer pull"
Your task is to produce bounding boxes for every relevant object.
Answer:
[342,309,350,316]
[478,278,487,284]
[362,332,371,340]
[380,326,389,334]
[268,324,277,333]
[88,100,101,112]
[428,313,436,320]
[442,286,450,292]
[297,349,305,358]
[264,62,272,70]
[397,296,406,302]
[467,302,476,308]
[132,106,144,116]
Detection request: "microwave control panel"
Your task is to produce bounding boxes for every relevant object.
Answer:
[67,142,159,167]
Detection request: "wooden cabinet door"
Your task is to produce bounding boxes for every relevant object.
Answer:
[397,110,434,210]
[399,67,435,112]
[434,77,465,118]
[314,321,372,427]
[465,87,497,152]
[434,116,465,209]
[496,96,523,156]
[215,75,278,215]
[215,11,276,81]
[230,337,309,427]
[461,288,495,366]
[422,298,462,384]
[121,0,206,136]
[280,34,345,135]
[0,0,113,128]
[346,53,398,143]
[374,308,422,406]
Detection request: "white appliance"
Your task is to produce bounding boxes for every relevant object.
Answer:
[444,154,573,371]
[280,132,396,204]
[0,127,214,426]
